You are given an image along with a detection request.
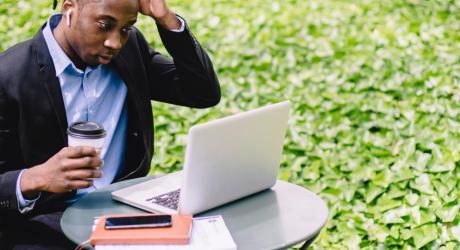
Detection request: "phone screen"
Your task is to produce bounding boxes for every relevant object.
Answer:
[105,215,172,229]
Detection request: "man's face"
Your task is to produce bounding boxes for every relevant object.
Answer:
[67,0,139,66]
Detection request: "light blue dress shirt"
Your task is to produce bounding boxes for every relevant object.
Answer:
[16,14,185,212]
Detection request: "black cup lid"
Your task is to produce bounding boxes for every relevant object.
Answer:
[67,121,106,139]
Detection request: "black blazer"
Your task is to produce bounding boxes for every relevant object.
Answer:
[0,21,220,222]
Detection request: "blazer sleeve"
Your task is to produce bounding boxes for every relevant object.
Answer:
[135,18,221,108]
[0,85,21,212]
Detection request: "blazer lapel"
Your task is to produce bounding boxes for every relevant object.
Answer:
[111,55,147,144]
[32,28,68,144]
[111,54,149,179]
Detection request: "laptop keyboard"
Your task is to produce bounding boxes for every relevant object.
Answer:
[145,189,181,210]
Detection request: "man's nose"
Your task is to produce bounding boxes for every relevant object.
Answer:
[104,32,122,51]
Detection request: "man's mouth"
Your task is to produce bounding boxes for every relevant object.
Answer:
[100,54,113,60]
[98,54,114,64]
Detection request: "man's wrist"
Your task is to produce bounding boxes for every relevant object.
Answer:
[153,11,181,30]
[20,167,44,199]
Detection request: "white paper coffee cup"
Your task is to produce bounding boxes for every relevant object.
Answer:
[67,121,106,149]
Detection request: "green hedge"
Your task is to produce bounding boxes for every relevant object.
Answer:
[2,0,460,249]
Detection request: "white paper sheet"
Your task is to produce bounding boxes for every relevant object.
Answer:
[94,215,237,250]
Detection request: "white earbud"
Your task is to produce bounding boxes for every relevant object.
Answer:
[66,9,73,27]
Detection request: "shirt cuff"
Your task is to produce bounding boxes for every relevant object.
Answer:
[169,16,185,33]
[16,169,41,213]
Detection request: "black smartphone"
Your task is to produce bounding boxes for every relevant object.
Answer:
[105,215,172,229]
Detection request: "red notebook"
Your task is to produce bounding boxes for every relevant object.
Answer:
[90,214,193,245]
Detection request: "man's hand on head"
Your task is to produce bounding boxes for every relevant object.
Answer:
[139,0,181,30]
[20,146,103,197]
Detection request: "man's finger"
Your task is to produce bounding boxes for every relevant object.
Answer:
[61,156,103,170]
[66,168,102,180]
[138,0,151,15]
[67,179,94,190]
[65,146,99,158]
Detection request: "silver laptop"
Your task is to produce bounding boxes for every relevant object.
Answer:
[112,101,290,215]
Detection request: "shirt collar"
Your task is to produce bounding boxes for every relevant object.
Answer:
[43,14,97,76]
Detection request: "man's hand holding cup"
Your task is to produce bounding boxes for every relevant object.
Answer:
[20,122,106,198]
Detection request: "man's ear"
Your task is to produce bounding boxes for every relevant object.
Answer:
[61,0,77,27]
[61,0,76,16]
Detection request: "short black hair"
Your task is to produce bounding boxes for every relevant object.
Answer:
[53,0,99,10]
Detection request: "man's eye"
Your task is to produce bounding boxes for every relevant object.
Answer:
[97,21,111,31]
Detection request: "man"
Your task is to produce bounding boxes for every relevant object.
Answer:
[0,0,220,248]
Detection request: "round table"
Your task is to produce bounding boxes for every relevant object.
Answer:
[61,177,328,250]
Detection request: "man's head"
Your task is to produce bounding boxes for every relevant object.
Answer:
[58,0,139,67]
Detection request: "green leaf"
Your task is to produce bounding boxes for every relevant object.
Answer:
[413,151,431,171]
[410,174,435,195]
[405,193,419,206]
[365,185,385,204]
[374,194,402,213]
[372,169,393,188]
[428,162,454,173]
[435,205,459,223]
[302,159,321,180]
[412,224,438,249]
[418,210,437,226]
[382,206,410,224]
